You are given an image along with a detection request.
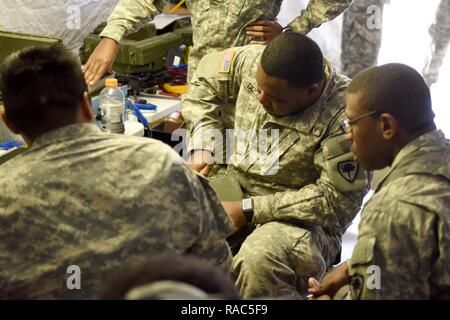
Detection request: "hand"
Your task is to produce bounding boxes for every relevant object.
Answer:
[307,262,349,299]
[221,201,246,230]
[83,37,119,86]
[245,20,283,44]
[307,293,332,300]
[306,278,331,300]
[187,149,214,177]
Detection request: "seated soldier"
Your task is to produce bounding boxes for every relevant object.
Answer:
[182,32,369,299]
[0,45,234,299]
[308,63,450,300]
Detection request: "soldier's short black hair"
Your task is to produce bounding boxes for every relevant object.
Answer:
[347,63,435,133]
[0,45,87,134]
[261,32,325,87]
[99,254,240,300]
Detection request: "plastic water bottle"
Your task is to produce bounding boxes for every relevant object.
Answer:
[99,78,125,134]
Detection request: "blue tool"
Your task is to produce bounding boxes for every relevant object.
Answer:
[125,99,149,127]
[0,141,24,150]
[134,102,158,111]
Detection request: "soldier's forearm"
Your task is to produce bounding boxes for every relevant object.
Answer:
[288,0,353,34]
[100,0,164,42]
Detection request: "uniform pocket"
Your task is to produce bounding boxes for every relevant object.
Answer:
[242,129,300,176]
[321,134,368,192]
[348,234,377,300]
[228,1,245,15]
[351,234,376,266]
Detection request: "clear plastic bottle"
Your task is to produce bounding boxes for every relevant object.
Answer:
[99,78,125,134]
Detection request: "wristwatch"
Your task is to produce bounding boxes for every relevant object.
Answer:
[282,26,293,33]
[242,198,254,223]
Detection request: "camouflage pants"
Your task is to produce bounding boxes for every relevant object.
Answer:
[232,221,341,299]
[341,0,385,78]
[423,0,450,86]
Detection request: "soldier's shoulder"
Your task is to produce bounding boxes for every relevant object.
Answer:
[196,45,263,78]
[371,172,450,219]
[115,134,172,151]
[321,65,350,117]
[111,135,184,165]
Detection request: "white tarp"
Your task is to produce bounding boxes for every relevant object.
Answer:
[0,0,119,55]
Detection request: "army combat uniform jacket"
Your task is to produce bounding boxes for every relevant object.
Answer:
[183,45,368,235]
[0,123,234,299]
[347,130,450,299]
[100,0,353,78]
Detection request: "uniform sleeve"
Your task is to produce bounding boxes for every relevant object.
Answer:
[137,142,233,273]
[288,0,353,34]
[182,47,259,155]
[99,0,167,42]
[252,129,368,233]
[347,194,450,299]
[184,167,235,273]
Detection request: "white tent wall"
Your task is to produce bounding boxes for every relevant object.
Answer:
[0,0,119,55]
[379,0,449,139]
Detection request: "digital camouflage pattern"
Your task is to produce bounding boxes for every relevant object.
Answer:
[0,123,234,299]
[347,130,450,299]
[182,45,369,298]
[341,0,384,78]
[99,0,353,79]
[423,0,450,86]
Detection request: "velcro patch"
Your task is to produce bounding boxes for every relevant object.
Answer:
[350,274,364,300]
[338,160,359,183]
[218,50,236,73]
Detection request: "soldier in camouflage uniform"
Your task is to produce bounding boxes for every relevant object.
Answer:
[423,0,450,87]
[182,33,369,298]
[341,0,385,78]
[83,0,354,85]
[308,63,450,300]
[0,46,234,299]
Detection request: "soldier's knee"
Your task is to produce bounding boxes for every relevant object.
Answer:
[232,239,279,274]
[292,243,327,282]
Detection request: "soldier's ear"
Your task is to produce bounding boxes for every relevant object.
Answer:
[379,113,398,141]
[0,106,20,134]
[306,83,320,96]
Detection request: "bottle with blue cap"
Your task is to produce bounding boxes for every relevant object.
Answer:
[99,78,125,134]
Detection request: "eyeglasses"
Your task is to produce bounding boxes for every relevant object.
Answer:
[340,110,381,134]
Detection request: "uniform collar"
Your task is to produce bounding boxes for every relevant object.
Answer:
[31,123,101,148]
[374,129,445,192]
[390,129,444,169]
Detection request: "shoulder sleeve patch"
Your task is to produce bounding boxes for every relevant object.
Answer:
[322,134,370,192]
[218,49,236,74]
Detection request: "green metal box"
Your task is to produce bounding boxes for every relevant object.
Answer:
[0,31,61,64]
[80,21,193,75]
